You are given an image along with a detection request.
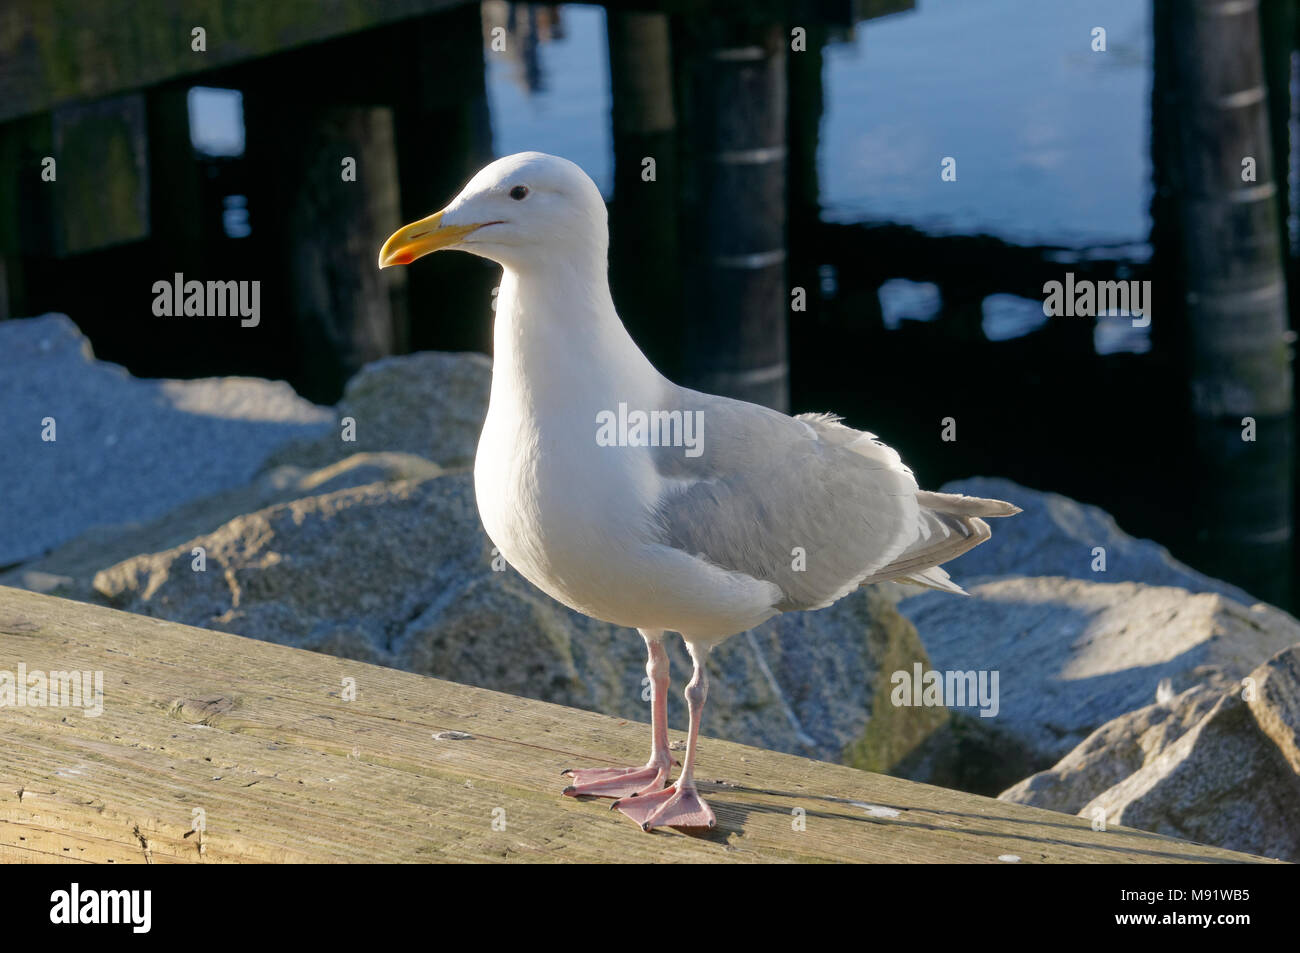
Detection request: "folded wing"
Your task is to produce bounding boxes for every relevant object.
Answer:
[649,394,1018,609]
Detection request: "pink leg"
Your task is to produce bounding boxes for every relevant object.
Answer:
[562,630,674,799]
[614,640,717,832]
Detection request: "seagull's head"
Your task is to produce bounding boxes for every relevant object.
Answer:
[378,152,607,272]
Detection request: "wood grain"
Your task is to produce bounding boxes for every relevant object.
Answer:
[0,585,1276,863]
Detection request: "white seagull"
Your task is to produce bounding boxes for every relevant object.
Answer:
[380,152,1018,833]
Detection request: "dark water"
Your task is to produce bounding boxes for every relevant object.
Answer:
[485,1,1151,249]
[820,0,1151,247]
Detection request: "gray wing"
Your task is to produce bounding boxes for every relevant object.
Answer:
[648,390,1021,609]
[649,390,923,611]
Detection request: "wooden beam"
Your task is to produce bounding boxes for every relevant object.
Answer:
[0,0,468,125]
[0,1,916,127]
[0,586,1273,863]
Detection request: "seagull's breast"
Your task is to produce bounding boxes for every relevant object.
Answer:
[473,385,663,623]
[472,289,666,624]
[471,271,782,638]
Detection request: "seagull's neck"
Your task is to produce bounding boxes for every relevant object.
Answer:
[491,255,664,414]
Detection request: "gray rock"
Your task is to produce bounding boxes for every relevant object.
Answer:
[91,471,946,770]
[927,477,1256,605]
[261,350,491,473]
[1074,645,1300,862]
[998,683,1226,814]
[0,314,333,566]
[1253,641,1300,774]
[0,452,443,600]
[901,575,1300,764]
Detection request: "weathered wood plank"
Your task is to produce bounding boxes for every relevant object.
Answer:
[0,0,467,124]
[0,586,1276,863]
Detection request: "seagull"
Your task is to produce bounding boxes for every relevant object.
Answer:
[379,152,1019,833]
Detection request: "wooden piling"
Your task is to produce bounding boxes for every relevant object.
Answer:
[143,85,208,287]
[391,4,496,356]
[1161,0,1295,603]
[786,21,828,401]
[607,10,683,378]
[50,94,152,257]
[1259,0,1295,270]
[243,99,403,403]
[679,19,790,412]
[0,114,54,319]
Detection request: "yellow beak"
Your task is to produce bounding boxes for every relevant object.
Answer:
[378,209,483,268]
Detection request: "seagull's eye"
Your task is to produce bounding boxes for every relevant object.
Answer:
[509,185,530,201]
